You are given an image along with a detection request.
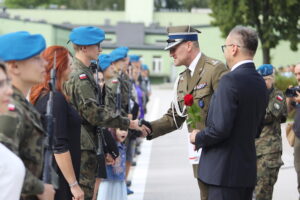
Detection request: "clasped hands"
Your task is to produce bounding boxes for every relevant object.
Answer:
[129,119,152,138]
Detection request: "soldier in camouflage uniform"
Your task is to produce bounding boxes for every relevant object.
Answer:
[0,32,55,200]
[63,26,148,199]
[255,64,287,200]
[110,47,132,117]
[142,26,228,200]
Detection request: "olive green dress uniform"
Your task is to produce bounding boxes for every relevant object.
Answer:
[0,87,45,199]
[63,57,130,199]
[148,54,228,200]
[255,87,287,200]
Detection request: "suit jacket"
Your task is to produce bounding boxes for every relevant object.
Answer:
[195,62,268,188]
[149,54,228,139]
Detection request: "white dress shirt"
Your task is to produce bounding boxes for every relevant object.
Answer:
[188,52,202,76]
[0,143,25,200]
[231,60,254,71]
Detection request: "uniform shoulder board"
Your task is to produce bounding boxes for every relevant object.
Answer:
[8,104,16,112]
[211,60,220,65]
[276,95,283,101]
[111,79,119,84]
[79,74,88,80]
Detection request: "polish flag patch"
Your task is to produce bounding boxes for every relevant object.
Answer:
[111,79,118,84]
[8,104,15,111]
[276,95,283,101]
[79,74,87,80]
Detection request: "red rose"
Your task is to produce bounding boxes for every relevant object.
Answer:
[184,94,194,106]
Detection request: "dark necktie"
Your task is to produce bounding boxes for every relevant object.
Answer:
[186,68,191,90]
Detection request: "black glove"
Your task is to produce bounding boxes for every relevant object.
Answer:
[138,119,153,140]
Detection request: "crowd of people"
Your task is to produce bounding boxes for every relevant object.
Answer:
[0,23,299,200]
[0,27,151,200]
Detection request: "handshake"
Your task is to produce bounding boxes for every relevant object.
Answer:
[128,119,153,139]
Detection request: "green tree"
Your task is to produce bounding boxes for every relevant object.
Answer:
[5,0,49,8]
[209,0,300,64]
[183,0,210,10]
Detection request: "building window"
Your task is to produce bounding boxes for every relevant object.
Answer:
[152,56,162,73]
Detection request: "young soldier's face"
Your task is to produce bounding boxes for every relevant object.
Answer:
[86,44,102,60]
[16,54,48,85]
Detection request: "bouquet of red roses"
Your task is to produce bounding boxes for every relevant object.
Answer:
[184,94,201,129]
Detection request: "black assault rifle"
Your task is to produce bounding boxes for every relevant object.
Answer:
[42,52,59,189]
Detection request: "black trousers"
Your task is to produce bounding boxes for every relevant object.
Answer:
[208,185,254,200]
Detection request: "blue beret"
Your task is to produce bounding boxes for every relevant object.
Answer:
[110,47,129,62]
[0,31,46,62]
[257,64,274,76]
[129,55,140,62]
[70,26,105,46]
[142,64,149,71]
[98,54,113,71]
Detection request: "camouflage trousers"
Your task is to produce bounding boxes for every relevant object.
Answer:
[79,150,98,200]
[255,152,283,200]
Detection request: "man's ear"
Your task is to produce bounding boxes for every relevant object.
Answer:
[232,45,239,56]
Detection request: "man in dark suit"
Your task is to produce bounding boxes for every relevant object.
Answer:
[190,25,268,200]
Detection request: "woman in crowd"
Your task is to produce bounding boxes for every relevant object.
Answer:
[30,46,84,200]
[0,62,25,200]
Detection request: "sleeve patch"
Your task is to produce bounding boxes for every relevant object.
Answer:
[276,95,283,101]
[111,79,119,84]
[79,74,88,80]
[8,104,16,111]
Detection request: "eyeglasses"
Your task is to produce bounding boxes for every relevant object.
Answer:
[0,78,11,89]
[221,44,241,53]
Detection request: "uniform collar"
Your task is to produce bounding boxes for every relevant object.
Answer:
[12,86,27,102]
[73,57,94,76]
[188,52,201,76]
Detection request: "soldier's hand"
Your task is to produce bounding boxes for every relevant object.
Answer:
[37,183,55,200]
[70,183,84,200]
[295,91,300,103]
[105,153,115,165]
[190,129,200,144]
[129,119,151,136]
[139,119,152,138]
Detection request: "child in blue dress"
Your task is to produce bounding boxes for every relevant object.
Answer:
[97,128,128,200]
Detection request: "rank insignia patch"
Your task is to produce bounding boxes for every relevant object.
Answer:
[195,82,207,90]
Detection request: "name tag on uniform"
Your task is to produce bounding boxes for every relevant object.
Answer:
[194,82,207,90]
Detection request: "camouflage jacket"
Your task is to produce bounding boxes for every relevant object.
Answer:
[0,87,45,196]
[255,87,287,156]
[149,54,228,139]
[63,57,130,151]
